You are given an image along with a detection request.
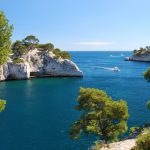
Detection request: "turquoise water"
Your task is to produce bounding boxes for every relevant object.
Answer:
[0,51,150,150]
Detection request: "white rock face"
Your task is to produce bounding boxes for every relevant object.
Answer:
[91,139,136,150]
[0,49,83,81]
[0,62,30,81]
[7,62,30,80]
[24,49,83,77]
[99,139,136,150]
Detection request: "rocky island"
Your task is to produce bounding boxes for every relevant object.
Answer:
[125,46,150,62]
[0,36,83,81]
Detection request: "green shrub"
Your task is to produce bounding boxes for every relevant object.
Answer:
[147,101,150,110]
[144,68,150,82]
[53,48,71,59]
[129,126,140,136]
[13,58,24,64]
[131,133,150,150]
[133,46,150,56]
[38,43,54,52]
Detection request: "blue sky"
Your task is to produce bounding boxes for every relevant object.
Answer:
[1,0,150,51]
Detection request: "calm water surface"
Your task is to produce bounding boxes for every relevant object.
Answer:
[0,51,150,150]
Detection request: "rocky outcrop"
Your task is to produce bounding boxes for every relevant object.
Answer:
[94,139,136,150]
[0,49,83,81]
[0,62,30,81]
[125,53,150,62]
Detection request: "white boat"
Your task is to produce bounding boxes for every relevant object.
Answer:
[112,67,120,72]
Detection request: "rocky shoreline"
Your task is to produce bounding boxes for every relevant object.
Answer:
[125,53,150,62]
[0,49,83,81]
[98,139,136,150]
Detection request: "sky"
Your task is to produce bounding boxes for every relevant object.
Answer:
[1,0,150,51]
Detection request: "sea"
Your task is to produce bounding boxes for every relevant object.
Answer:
[0,51,150,150]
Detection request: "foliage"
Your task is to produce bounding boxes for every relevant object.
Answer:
[131,133,150,150]
[0,100,6,112]
[144,68,150,82]
[53,48,71,59]
[133,46,150,56]
[0,11,13,65]
[12,37,71,60]
[129,126,140,136]
[147,101,150,110]
[70,88,129,144]
[60,51,71,59]
[38,43,54,52]
[12,40,27,57]
[91,141,103,150]
[13,58,24,64]
[22,35,39,49]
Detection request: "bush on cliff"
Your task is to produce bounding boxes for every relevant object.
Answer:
[133,46,150,56]
[38,43,54,52]
[0,11,13,65]
[22,35,39,50]
[131,129,150,150]
[12,40,28,58]
[12,37,71,60]
[13,58,24,64]
[53,48,71,59]
[70,88,129,144]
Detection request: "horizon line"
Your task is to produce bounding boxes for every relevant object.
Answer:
[68,50,133,52]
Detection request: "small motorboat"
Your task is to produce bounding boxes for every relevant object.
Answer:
[112,67,120,72]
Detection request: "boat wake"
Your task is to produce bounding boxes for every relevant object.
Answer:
[110,54,124,57]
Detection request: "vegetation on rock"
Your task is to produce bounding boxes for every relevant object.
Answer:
[13,58,24,64]
[38,43,54,52]
[130,72,150,150]
[0,11,13,65]
[12,40,28,58]
[131,128,150,150]
[70,88,129,144]
[133,46,150,56]
[53,48,71,59]
[22,35,39,50]
[12,36,71,60]
[129,126,140,136]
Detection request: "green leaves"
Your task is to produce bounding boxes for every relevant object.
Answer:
[12,40,28,58]
[0,100,6,112]
[53,48,71,60]
[0,11,13,65]
[144,68,150,82]
[38,43,54,52]
[22,35,39,49]
[70,88,129,144]
[132,132,150,150]
[147,101,150,110]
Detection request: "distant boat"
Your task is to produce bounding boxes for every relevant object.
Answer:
[99,66,120,72]
[112,66,120,72]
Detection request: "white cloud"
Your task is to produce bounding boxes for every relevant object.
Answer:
[75,41,115,46]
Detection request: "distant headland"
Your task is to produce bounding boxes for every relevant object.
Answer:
[125,46,150,62]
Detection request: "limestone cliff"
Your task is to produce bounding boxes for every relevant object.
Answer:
[0,49,83,81]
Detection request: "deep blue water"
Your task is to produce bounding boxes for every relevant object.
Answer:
[0,51,150,150]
